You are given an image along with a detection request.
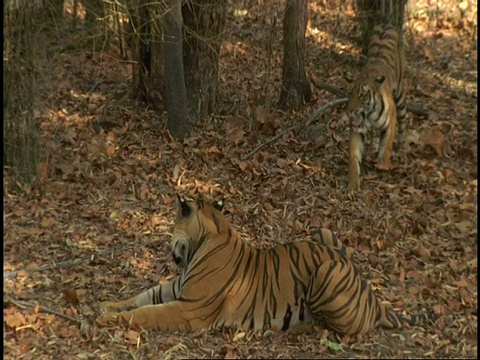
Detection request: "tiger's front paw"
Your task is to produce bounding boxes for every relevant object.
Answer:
[97,310,138,329]
[99,301,121,314]
[376,160,392,171]
[96,311,121,327]
[348,179,360,192]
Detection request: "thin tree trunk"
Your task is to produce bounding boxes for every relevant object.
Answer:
[129,0,150,101]
[278,0,312,110]
[128,0,163,106]
[4,0,40,187]
[182,0,226,118]
[164,0,191,138]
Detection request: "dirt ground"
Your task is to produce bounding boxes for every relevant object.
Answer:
[4,0,477,359]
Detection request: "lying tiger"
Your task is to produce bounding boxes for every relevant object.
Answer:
[97,195,433,335]
[347,24,407,191]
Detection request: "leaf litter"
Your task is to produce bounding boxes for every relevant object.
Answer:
[3,0,477,359]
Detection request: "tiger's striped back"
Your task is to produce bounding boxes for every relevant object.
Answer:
[366,24,407,138]
[347,24,407,192]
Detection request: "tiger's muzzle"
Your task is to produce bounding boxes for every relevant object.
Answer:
[349,110,365,128]
[171,233,191,270]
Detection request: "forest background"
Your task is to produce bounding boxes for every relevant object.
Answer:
[4,0,477,358]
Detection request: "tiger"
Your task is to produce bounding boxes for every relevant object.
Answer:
[96,195,433,336]
[347,24,407,191]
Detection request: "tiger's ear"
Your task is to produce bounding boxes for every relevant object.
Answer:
[196,196,205,210]
[176,195,192,218]
[343,70,355,83]
[211,198,225,212]
[375,75,385,83]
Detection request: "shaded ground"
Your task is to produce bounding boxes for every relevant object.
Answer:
[4,0,477,359]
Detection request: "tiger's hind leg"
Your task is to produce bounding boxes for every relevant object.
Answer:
[376,107,397,171]
[307,259,378,335]
[348,131,365,191]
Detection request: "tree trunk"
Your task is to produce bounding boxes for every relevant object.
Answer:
[164,0,191,138]
[4,0,40,187]
[278,0,312,110]
[85,0,104,25]
[182,0,226,118]
[128,0,163,105]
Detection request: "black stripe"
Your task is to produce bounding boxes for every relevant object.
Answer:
[211,211,221,233]
[262,256,269,301]
[263,308,271,328]
[282,304,292,331]
[299,298,305,322]
[157,286,163,304]
[241,291,257,327]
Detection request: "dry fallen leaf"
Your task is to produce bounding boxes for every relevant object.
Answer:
[225,349,238,359]
[4,311,27,329]
[255,106,269,124]
[41,217,57,228]
[226,116,246,132]
[414,245,431,261]
[453,278,469,288]
[428,111,439,122]
[454,220,473,234]
[422,128,445,156]
[63,289,80,306]
[230,129,245,145]
[237,161,248,172]
[124,330,140,345]
[122,164,135,174]
[38,162,48,183]
[106,145,116,156]
[205,145,221,154]
[139,183,150,201]
[425,47,436,62]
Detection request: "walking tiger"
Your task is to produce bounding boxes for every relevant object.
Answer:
[347,24,407,191]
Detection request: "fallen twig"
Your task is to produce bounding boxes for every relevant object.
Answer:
[303,98,349,128]
[70,77,104,113]
[242,98,348,160]
[3,245,136,280]
[4,294,82,325]
[312,80,346,98]
[312,80,431,117]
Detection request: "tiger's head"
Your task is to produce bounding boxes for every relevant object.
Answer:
[347,68,387,128]
[171,195,226,270]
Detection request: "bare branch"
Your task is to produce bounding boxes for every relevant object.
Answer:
[4,294,82,325]
[242,98,348,160]
[312,80,347,98]
[4,245,137,279]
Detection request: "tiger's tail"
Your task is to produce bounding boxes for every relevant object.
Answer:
[379,304,435,330]
[310,228,353,259]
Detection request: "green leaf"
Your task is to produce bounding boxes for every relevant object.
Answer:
[65,237,76,247]
[323,339,344,352]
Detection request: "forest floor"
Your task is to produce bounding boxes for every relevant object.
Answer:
[4,0,477,359]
